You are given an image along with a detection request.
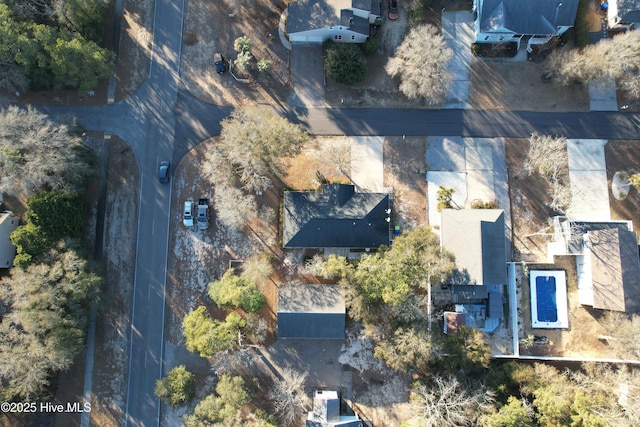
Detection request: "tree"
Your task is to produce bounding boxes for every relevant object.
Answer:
[436,186,455,211]
[182,307,246,357]
[183,374,251,427]
[523,132,570,213]
[257,59,272,73]
[208,269,266,313]
[11,192,83,267]
[155,365,196,407]
[436,326,491,376]
[234,35,253,53]
[214,186,259,230]
[548,31,640,100]
[323,40,367,85]
[0,106,95,198]
[241,252,274,284]
[235,50,254,72]
[404,376,495,427]
[218,107,309,192]
[0,243,101,400]
[270,367,308,426]
[601,312,640,359]
[386,24,453,103]
[373,323,434,374]
[480,396,534,427]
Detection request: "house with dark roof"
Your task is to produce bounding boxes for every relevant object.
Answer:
[283,184,391,252]
[278,284,346,339]
[306,390,363,427]
[0,211,18,268]
[286,0,381,44]
[473,0,579,50]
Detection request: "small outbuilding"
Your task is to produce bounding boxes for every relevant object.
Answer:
[278,284,346,339]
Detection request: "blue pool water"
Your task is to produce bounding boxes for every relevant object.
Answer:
[535,276,558,322]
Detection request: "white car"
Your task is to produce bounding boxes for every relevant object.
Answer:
[183,200,195,227]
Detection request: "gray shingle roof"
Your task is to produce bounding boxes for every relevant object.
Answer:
[589,228,640,312]
[478,0,579,35]
[278,284,346,339]
[341,10,370,35]
[441,209,507,286]
[283,184,390,248]
[288,0,351,33]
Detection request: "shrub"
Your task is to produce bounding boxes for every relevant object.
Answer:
[323,40,367,85]
[234,36,252,53]
[257,59,272,73]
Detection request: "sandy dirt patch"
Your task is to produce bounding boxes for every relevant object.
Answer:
[89,137,139,427]
[181,0,291,106]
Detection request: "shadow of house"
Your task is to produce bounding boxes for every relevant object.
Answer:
[548,218,640,313]
[283,184,391,258]
[278,284,346,339]
[472,0,579,51]
[287,0,381,44]
[440,209,508,333]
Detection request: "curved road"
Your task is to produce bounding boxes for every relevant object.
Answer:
[36,2,640,427]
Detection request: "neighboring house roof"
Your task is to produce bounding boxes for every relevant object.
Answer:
[588,228,640,312]
[283,184,390,248]
[564,220,631,254]
[341,10,370,35]
[441,209,507,286]
[288,0,350,34]
[278,284,346,339]
[614,0,640,23]
[477,0,579,35]
[353,0,381,15]
[487,291,504,319]
[452,285,489,303]
[0,211,19,268]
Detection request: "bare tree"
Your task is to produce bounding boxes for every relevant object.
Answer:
[405,376,495,427]
[0,106,94,198]
[241,252,273,284]
[219,107,309,193]
[270,367,309,426]
[385,24,453,104]
[213,186,258,230]
[548,31,640,100]
[523,132,571,212]
[601,312,640,359]
[319,137,351,176]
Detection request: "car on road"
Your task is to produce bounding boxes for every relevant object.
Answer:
[214,53,226,74]
[158,160,170,183]
[388,0,398,19]
[183,200,195,227]
[197,198,210,230]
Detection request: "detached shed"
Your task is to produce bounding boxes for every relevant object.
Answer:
[278,284,346,339]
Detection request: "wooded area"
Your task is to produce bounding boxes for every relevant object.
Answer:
[0,0,112,92]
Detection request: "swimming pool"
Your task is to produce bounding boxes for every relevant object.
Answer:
[529,270,569,329]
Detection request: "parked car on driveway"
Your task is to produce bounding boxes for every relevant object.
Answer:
[197,198,210,230]
[183,199,195,227]
[388,0,398,19]
[214,53,226,73]
[158,160,170,183]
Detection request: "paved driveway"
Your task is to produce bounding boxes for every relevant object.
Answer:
[289,46,326,107]
[566,139,610,221]
[442,11,474,109]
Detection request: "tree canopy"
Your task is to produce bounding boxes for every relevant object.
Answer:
[208,268,266,313]
[0,1,112,92]
[323,40,367,85]
[182,307,246,357]
[155,365,196,407]
[386,24,453,103]
[0,106,95,198]
[183,374,252,427]
[218,107,309,193]
[0,243,101,400]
